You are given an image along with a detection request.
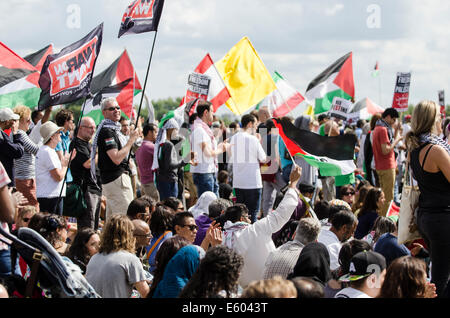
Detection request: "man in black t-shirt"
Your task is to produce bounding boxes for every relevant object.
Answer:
[70,117,102,229]
[94,97,139,220]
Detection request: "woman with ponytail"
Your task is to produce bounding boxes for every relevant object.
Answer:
[405,100,450,298]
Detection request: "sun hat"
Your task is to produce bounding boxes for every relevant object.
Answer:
[0,108,20,121]
[40,121,63,144]
[339,250,387,282]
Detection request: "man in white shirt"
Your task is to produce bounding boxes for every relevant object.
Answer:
[229,114,267,223]
[318,209,358,271]
[335,250,387,298]
[222,165,302,288]
[190,101,229,197]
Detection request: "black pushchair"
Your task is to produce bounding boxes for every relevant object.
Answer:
[0,226,99,298]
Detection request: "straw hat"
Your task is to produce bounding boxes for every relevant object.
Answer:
[40,121,63,145]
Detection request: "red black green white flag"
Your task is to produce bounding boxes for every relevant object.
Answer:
[273,117,357,176]
[305,52,355,115]
[38,23,103,110]
[118,0,165,38]
[0,42,41,108]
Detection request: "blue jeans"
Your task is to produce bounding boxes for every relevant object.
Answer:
[157,180,178,201]
[193,173,219,198]
[234,188,262,224]
[0,248,11,278]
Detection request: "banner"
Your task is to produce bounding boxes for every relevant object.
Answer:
[392,72,411,112]
[118,0,165,38]
[329,97,353,121]
[38,23,103,109]
[438,90,445,115]
[185,72,211,105]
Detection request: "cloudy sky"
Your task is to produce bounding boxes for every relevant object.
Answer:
[2,0,449,115]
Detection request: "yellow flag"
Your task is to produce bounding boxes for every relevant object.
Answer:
[215,37,276,115]
[303,104,315,117]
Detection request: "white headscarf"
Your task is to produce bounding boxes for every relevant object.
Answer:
[188,191,217,219]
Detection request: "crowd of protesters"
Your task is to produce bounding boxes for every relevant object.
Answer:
[0,97,449,299]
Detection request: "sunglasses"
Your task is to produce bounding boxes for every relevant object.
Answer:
[22,217,31,222]
[106,106,120,111]
[182,224,198,231]
[343,192,355,196]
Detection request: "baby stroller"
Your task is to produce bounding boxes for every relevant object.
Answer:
[0,226,100,298]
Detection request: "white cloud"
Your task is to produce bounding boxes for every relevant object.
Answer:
[1,0,450,111]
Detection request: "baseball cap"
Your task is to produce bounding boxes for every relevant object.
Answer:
[0,108,20,121]
[339,250,387,282]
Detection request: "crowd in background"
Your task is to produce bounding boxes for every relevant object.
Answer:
[0,97,449,299]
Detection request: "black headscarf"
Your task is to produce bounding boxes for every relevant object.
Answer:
[288,242,332,287]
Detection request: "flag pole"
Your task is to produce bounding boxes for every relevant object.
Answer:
[127,30,159,163]
[54,95,89,215]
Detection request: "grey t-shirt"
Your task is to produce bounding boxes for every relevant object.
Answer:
[86,250,147,298]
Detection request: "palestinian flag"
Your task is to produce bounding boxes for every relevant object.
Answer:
[305,52,355,115]
[89,49,141,119]
[256,71,306,117]
[372,61,379,77]
[83,79,133,124]
[273,117,357,176]
[24,44,54,72]
[0,42,40,108]
[387,200,400,218]
[350,97,385,120]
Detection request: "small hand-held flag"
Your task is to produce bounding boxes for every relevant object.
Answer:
[37,23,103,110]
[118,0,165,38]
[372,61,379,77]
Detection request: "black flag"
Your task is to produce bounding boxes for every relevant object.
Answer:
[118,0,165,38]
[38,23,103,110]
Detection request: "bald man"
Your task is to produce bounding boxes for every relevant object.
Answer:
[132,219,152,261]
[69,117,102,230]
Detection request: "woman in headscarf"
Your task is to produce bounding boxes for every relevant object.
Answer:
[288,242,332,289]
[153,118,195,200]
[188,191,217,219]
[152,245,205,298]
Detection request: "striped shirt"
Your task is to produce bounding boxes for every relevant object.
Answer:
[14,129,39,180]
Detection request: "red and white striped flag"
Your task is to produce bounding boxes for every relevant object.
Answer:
[179,53,231,113]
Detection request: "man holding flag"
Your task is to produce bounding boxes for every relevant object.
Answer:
[90,97,139,221]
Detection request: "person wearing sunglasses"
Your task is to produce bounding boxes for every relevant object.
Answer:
[173,212,198,244]
[338,185,356,207]
[91,97,140,222]
[13,205,37,232]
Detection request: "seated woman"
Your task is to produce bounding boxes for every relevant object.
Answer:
[354,187,385,239]
[85,215,150,298]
